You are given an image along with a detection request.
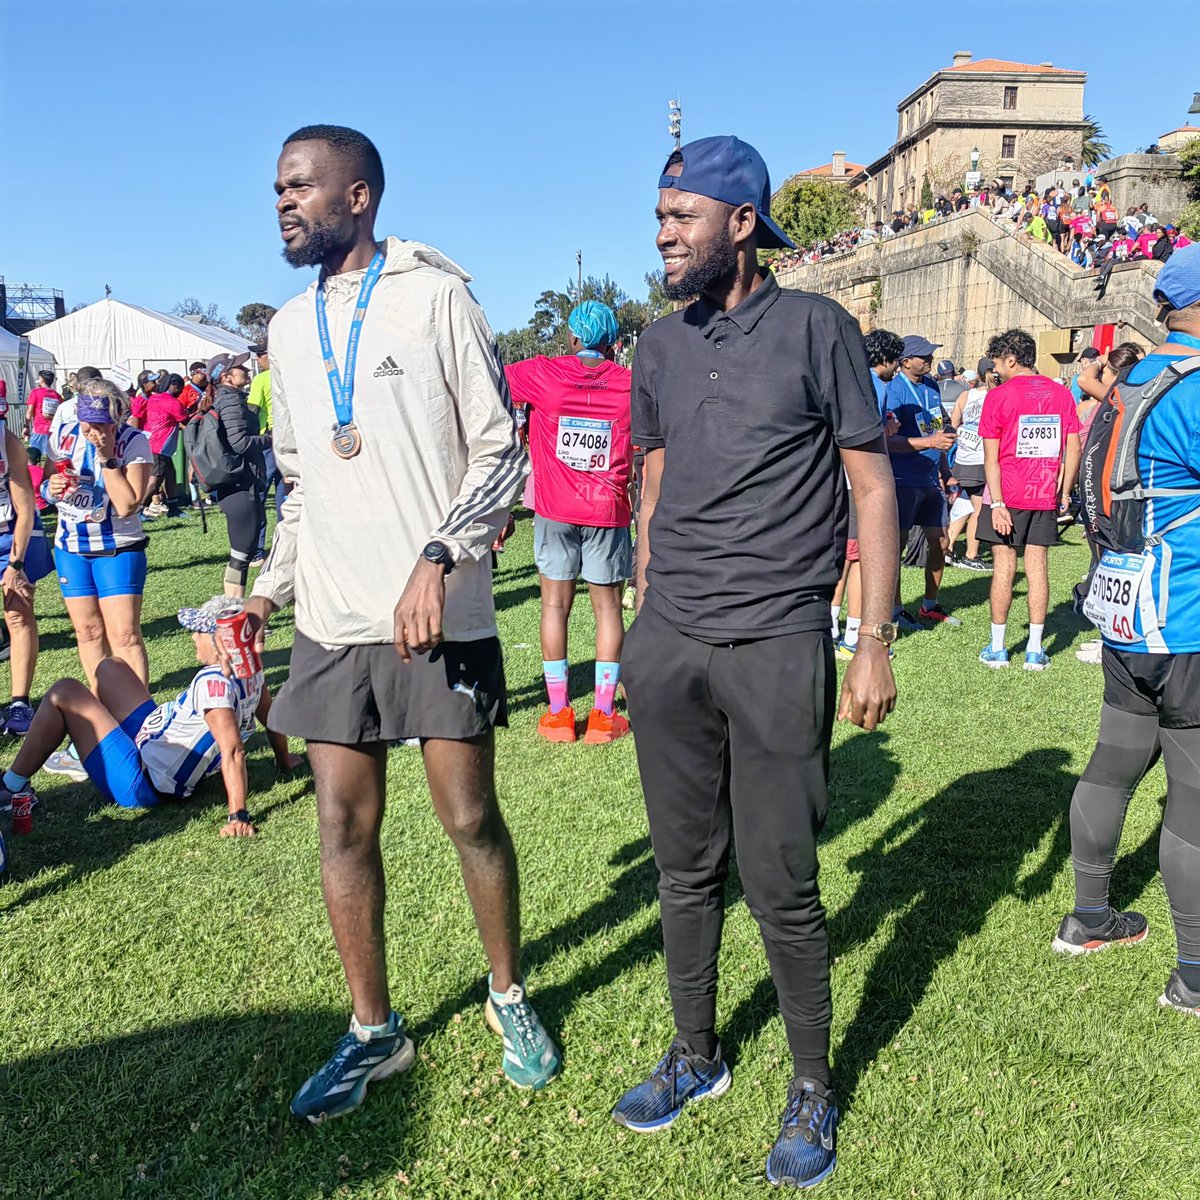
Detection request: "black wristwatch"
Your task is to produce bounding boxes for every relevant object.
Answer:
[101,457,118,470]
[422,540,455,575]
[229,809,251,825]
[8,559,24,573]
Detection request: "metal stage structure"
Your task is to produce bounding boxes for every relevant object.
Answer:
[1,278,66,336]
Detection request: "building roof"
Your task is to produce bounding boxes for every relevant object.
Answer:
[943,57,1084,75]
[795,160,867,177]
[1160,125,1200,137]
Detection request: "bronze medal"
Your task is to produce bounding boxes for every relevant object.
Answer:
[331,422,363,459]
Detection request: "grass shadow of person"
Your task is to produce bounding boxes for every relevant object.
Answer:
[829,746,1075,1108]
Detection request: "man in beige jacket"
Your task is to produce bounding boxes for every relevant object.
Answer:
[246,124,559,1123]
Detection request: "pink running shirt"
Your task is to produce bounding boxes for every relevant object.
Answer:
[979,374,1081,510]
[138,392,189,455]
[505,355,632,527]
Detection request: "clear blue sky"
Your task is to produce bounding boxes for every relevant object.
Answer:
[3,1,1196,334]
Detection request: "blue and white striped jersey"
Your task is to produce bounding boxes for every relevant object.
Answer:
[136,665,263,798]
[48,421,152,554]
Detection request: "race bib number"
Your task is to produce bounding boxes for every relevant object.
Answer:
[957,427,982,453]
[1083,551,1147,644]
[556,416,612,472]
[1016,414,1062,459]
[58,485,109,524]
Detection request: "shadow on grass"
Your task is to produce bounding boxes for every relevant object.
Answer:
[828,746,1078,1107]
[1,1009,418,1199]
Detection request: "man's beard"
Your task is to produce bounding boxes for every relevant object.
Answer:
[281,215,354,268]
[663,226,738,300]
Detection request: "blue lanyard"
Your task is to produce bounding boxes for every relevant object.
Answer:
[314,250,386,427]
[575,349,604,360]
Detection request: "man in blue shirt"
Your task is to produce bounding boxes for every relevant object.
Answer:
[885,334,956,627]
[1068,347,1100,402]
[1054,244,1200,1020]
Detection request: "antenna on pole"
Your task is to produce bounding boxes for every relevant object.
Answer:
[576,250,582,303]
[668,97,682,149]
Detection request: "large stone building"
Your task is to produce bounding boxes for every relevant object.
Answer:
[852,53,1088,221]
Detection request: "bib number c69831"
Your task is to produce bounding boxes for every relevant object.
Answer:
[1082,550,1148,644]
[1016,413,1062,459]
[556,416,612,472]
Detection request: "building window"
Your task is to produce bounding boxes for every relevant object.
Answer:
[1003,86,1018,110]
[1001,135,1017,159]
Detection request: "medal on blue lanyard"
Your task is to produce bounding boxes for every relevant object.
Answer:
[315,249,386,459]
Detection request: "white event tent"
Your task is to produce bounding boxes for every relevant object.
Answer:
[0,326,55,417]
[27,298,251,383]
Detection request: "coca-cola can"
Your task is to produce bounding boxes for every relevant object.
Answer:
[11,791,33,836]
[216,607,261,679]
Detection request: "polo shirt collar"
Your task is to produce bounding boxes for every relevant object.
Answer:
[694,271,781,338]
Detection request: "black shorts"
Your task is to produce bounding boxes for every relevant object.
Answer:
[152,453,172,479]
[953,463,986,492]
[269,631,508,744]
[1102,647,1200,729]
[976,506,1058,549]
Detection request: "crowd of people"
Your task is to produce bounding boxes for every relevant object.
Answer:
[766,173,1194,273]
[5,124,1200,1192]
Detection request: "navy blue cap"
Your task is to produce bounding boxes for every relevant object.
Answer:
[901,335,941,359]
[659,136,795,250]
[1154,243,1200,310]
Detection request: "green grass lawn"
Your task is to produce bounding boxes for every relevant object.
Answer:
[3,510,1195,1200]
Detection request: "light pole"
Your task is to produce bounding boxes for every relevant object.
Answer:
[1189,92,1200,114]
[668,98,682,149]
[576,250,582,303]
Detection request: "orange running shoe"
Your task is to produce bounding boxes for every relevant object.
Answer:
[583,708,630,744]
[538,706,577,743]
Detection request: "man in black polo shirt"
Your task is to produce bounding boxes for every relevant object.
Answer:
[610,136,899,1189]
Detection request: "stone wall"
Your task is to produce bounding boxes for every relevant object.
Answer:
[1095,153,1190,223]
[776,210,1163,376]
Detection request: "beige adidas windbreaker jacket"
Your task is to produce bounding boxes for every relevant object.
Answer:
[252,237,527,646]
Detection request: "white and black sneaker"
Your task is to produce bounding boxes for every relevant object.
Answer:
[1052,907,1149,956]
[1158,970,1200,1018]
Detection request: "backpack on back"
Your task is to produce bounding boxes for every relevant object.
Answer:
[183,407,245,493]
[1080,355,1200,554]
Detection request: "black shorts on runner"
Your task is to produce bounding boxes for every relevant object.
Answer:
[269,631,508,744]
[953,463,986,493]
[976,506,1058,549]
[1102,646,1200,729]
[152,453,172,479]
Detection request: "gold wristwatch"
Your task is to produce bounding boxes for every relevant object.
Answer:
[859,622,898,646]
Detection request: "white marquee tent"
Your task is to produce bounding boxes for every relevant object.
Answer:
[26,299,251,384]
[0,326,55,420]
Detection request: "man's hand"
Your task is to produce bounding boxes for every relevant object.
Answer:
[926,429,957,452]
[276,751,305,774]
[394,558,446,664]
[838,640,897,731]
[884,412,900,437]
[219,813,256,838]
[991,504,1014,536]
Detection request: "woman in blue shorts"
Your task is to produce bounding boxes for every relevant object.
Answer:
[44,378,154,686]
[0,394,55,734]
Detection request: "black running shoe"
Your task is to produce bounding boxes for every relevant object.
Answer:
[1159,970,1200,1018]
[1051,908,1148,956]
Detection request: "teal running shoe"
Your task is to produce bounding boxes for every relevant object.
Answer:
[1024,649,1051,672]
[485,976,561,1090]
[979,645,1010,669]
[290,1012,415,1124]
[765,1080,839,1189]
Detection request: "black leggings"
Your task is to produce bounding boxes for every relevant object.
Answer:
[216,487,262,588]
[1071,705,1200,963]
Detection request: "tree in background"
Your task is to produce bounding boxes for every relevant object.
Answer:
[236,303,277,343]
[770,177,866,247]
[919,174,934,212]
[1176,137,1200,240]
[171,297,234,332]
[1081,115,1112,168]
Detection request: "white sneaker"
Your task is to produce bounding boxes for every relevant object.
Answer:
[1076,642,1103,664]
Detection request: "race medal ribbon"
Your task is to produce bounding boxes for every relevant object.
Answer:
[315,249,386,460]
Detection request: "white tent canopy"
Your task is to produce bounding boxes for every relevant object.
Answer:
[26,298,251,384]
[0,326,55,415]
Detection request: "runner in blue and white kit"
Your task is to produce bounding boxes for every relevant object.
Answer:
[44,377,154,688]
[1053,244,1200,1020]
[0,596,302,835]
[0,393,55,735]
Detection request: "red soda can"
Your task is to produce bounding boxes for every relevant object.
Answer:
[216,606,261,679]
[11,790,34,836]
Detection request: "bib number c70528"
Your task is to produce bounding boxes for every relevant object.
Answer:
[1016,413,1062,459]
[556,416,612,472]
[1082,550,1148,644]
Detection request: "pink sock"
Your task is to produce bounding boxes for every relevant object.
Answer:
[543,660,569,714]
[595,662,619,715]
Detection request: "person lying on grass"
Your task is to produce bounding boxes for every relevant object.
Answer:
[0,596,302,836]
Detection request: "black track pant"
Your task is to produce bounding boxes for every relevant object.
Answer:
[623,602,835,1083]
[216,487,262,589]
[1071,706,1200,964]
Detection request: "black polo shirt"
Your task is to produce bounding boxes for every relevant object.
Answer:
[632,272,881,641]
